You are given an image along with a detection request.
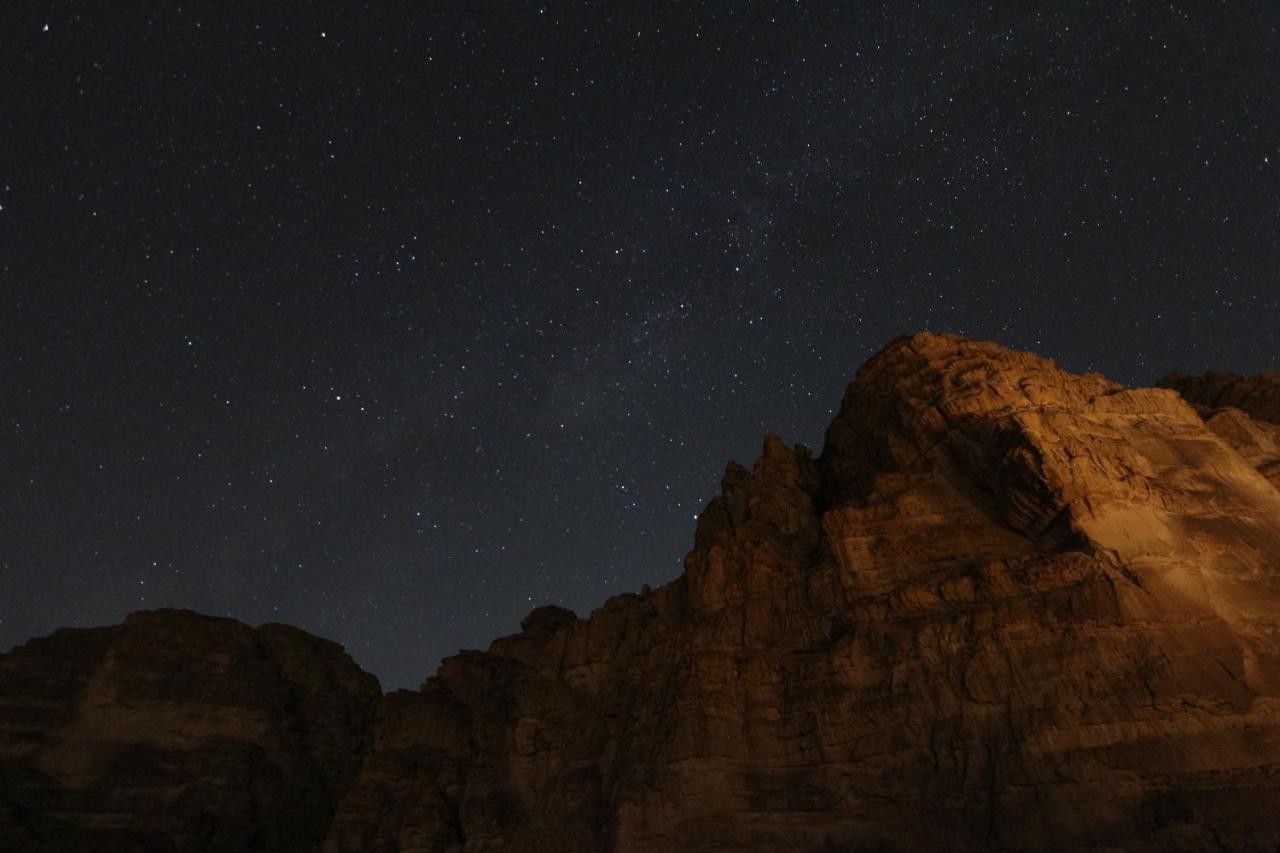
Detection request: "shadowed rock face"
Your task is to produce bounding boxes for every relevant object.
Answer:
[0,609,381,852]
[1159,368,1280,426]
[5,333,1280,852]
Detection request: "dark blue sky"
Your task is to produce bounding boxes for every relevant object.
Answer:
[4,2,1278,688]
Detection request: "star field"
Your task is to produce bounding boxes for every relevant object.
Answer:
[4,3,1279,688]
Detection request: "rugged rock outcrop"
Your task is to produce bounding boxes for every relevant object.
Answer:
[0,609,380,852]
[1159,369,1280,426]
[1160,369,1280,488]
[4,333,1280,852]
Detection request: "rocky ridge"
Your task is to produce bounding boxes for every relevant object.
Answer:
[3,332,1280,852]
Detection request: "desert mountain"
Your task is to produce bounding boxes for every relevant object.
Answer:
[4,333,1280,852]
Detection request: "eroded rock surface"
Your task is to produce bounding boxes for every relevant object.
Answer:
[5,333,1280,852]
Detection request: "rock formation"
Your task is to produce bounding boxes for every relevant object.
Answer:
[4,333,1280,852]
[1159,368,1280,425]
[1159,369,1280,489]
[0,609,380,852]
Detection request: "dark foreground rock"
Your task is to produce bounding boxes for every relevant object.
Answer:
[0,609,380,852]
[5,333,1280,852]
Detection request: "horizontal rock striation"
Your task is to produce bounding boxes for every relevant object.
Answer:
[4,333,1280,852]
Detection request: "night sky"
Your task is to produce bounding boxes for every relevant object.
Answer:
[5,3,1279,690]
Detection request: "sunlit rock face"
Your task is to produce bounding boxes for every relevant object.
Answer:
[5,333,1280,852]
[0,609,380,853]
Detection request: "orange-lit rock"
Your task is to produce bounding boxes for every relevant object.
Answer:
[6,334,1280,852]
[1160,369,1280,489]
[328,334,1280,852]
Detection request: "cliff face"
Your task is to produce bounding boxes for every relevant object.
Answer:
[4,333,1280,852]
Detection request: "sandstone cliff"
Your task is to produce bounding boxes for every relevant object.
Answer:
[4,333,1280,852]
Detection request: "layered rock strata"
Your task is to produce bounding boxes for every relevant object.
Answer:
[4,333,1280,852]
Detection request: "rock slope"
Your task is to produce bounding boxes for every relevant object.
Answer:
[4,333,1280,852]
